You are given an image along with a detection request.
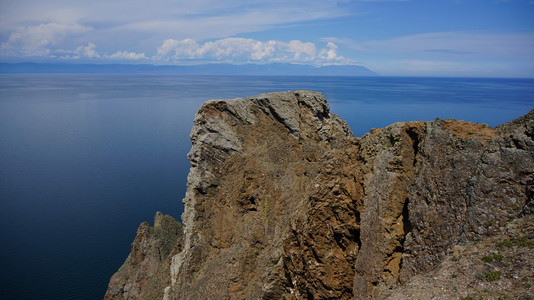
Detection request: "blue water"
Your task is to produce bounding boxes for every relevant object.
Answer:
[0,75,532,299]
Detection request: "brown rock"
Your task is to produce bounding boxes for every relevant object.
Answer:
[104,212,183,300]
[105,91,533,299]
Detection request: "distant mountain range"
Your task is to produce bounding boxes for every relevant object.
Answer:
[0,62,377,76]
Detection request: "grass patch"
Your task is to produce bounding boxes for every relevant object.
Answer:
[497,239,514,247]
[481,253,503,263]
[481,255,493,263]
[497,237,534,248]
[479,271,501,282]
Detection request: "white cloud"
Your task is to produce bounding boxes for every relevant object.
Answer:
[157,39,202,58]
[75,43,100,58]
[58,42,100,60]
[287,40,316,60]
[1,0,353,47]
[155,37,353,65]
[0,22,92,56]
[319,42,339,60]
[106,50,146,60]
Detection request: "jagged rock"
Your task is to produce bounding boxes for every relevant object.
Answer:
[353,118,533,298]
[104,212,183,300]
[168,91,353,299]
[105,91,533,299]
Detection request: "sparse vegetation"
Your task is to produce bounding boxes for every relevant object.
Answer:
[478,270,501,282]
[381,215,534,299]
[497,237,534,248]
[487,271,501,281]
[497,239,514,247]
[481,253,503,262]
[481,255,492,262]
[388,134,398,146]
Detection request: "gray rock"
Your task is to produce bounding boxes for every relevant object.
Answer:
[105,90,533,300]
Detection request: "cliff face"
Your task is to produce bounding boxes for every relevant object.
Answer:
[105,212,183,299]
[106,91,533,299]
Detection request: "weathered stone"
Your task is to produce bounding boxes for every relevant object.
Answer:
[104,212,183,300]
[167,90,353,300]
[105,91,533,299]
[382,214,534,300]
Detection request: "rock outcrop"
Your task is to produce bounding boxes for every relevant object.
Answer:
[106,91,533,299]
[105,212,183,299]
[382,214,534,299]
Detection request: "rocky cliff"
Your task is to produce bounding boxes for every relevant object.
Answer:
[105,91,533,299]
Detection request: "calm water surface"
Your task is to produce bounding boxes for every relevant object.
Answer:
[0,75,533,299]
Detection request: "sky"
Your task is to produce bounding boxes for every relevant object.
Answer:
[0,0,533,77]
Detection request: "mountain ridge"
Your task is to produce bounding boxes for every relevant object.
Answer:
[0,62,377,76]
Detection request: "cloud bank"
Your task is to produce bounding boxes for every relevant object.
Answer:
[0,0,354,66]
[1,0,532,76]
[106,51,146,60]
[1,33,350,66]
[0,22,92,56]
[156,38,351,65]
[0,0,352,50]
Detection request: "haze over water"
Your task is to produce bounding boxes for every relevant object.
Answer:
[0,74,533,299]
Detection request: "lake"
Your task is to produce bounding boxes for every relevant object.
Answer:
[0,75,533,299]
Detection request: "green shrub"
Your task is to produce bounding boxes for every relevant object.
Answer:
[481,255,493,262]
[481,253,503,263]
[497,240,514,247]
[485,271,501,281]
[497,237,534,248]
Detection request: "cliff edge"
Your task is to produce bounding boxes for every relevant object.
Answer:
[105,91,533,299]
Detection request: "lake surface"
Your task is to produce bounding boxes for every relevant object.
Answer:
[0,75,533,299]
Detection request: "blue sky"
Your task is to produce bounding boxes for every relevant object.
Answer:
[1,0,533,77]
